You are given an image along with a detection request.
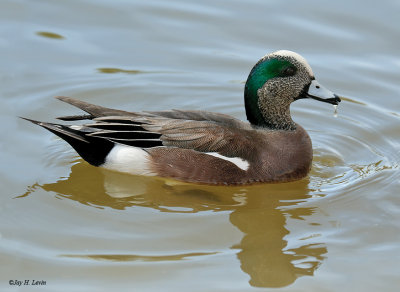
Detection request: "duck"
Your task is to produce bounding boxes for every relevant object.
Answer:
[23,50,341,185]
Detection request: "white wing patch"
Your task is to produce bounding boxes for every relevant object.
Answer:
[205,152,249,171]
[102,144,156,176]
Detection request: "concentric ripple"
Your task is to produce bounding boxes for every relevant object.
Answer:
[300,97,400,197]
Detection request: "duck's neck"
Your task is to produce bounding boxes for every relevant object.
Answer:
[257,100,297,131]
[244,87,296,131]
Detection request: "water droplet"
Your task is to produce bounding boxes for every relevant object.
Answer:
[333,105,338,118]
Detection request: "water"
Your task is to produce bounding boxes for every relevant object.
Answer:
[333,104,338,117]
[1,0,400,291]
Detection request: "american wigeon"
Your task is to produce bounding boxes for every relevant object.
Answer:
[23,50,341,185]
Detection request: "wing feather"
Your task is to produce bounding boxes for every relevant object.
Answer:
[52,97,255,155]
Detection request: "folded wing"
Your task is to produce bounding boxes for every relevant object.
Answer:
[55,96,255,158]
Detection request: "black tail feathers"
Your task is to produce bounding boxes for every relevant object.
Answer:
[21,117,114,166]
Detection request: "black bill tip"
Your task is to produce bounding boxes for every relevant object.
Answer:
[324,94,341,105]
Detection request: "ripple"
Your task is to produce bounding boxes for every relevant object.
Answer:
[60,251,218,262]
[96,67,178,75]
[340,96,366,105]
[306,97,400,199]
[97,67,142,74]
[36,31,65,40]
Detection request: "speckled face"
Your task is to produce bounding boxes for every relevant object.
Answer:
[244,50,315,129]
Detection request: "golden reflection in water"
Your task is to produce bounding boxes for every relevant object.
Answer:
[25,161,327,288]
[36,31,65,39]
[97,68,142,74]
[61,252,218,262]
[96,68,176,75]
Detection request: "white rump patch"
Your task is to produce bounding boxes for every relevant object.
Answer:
[206,152,249,171]
[270,50,314,76]
[102,144,156,176]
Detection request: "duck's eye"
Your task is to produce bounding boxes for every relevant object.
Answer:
[282,66,296,77]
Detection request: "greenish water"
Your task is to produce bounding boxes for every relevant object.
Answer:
[1,0,400,291]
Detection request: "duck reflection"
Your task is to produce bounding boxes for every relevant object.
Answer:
[230,192,326,287]
[27,161,327,288]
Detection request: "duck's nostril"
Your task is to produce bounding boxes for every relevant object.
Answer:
[316,85,320,89]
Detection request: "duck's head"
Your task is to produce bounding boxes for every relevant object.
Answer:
[244,50,341,130]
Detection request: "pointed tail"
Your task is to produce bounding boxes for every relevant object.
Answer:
[21,117,114,166]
